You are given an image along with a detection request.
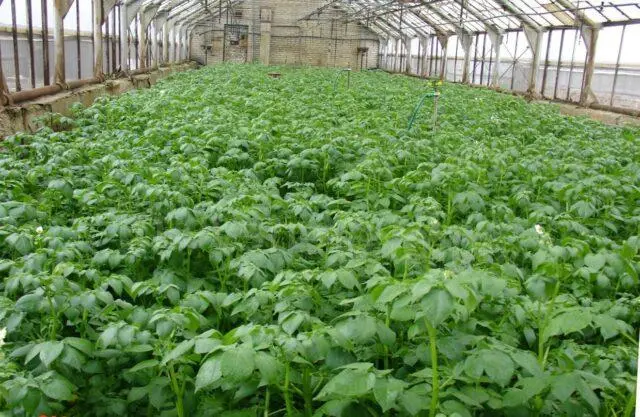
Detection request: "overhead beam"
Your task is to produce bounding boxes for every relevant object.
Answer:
[450,0,501,35]
[492,0,541,30]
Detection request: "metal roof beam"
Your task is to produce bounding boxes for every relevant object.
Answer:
[492,0,541,30]
[554,0,599,28]
[417,0,470,34]
[450,0,501,34]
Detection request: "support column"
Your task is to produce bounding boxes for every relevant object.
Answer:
[579,26,599,106]
[404,36,412,74]
[381,38,388,69]
[162,20,171,64]
[394,38,400,72]
[0,63,10,106]
[488,30,503,88]
[458,31,473,84]
[151,23,158,68]
[119,4,130,72]
[93,0,103,78]
[420,36,428,77]
[259,21,271,65]
[53,0,73,84]
[181,27,188,60]
[153,12,168,66]
[523,26,543,96]
[175,24,182,62]
[437,34,449,81]
[139,6,158,69]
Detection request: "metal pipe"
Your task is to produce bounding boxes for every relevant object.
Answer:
[510,31,519,90]
[554,28,566,100]
[26,0,36,88]
[453,36,459,82]
[105,2,111,73]
[10,84,62,102]
[541,30,552,97]
[472,34,479,84]
[487,36,493,86]
[609,24,626,107]
[112,7,118,72]
[11,0,21,91]
[42,0,50,86]
[76,0,81,79]
[565,29,578,101]
[479,32,486,85]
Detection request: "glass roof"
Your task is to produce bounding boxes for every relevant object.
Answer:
[313,0,640,38]
[126,0,640,36]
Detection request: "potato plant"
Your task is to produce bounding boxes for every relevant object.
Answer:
[0,64,638,417]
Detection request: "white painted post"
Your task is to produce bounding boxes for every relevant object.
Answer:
[458,31,473,84]
[93,0,103,78]
[488,30,503,87]
[404,35,412,74]
[523,27,543,96]
[437,34,449,81]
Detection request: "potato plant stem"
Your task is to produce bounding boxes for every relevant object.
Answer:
[425,319,439,417]
[284,362,294,417]
[168,364,184,417]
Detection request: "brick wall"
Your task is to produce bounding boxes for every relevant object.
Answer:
[190,0,379,69]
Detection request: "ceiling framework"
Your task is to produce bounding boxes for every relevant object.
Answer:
[303,0,640,38]
[108,0,640,48]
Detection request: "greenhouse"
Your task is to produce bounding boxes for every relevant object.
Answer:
[0,1,639,416]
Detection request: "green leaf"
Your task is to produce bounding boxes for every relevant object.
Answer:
[195,358,223,392]
[542,310,592,343]
[374,377,406,412]
[128,359,159,373]
[316,369,376,399]
[398,386,429,416]
[551,373,579,402]
[464,350,514,387]
[420,288,454,327]
[221,344,255,381]
[6,233,33,255]
[64,337,94,356]
[255,352,280,385]
[48,179,73,198]
[194,338,221,354]
[15,291,44,312]
[576,376,600,413]
[40,375,75,401]
[39,341,65,367]
[161,339,195,365]
[503,377,547,407]
[281,311,305,335]
[584,253,606,272]
[336,269,359,290]
[510,350,542,377]
[99,326,119,348]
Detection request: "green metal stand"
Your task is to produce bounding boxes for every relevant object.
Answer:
[333,68,352,91]
[407,80,443,131]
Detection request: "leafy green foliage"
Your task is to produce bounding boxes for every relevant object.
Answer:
[0,64,638,417]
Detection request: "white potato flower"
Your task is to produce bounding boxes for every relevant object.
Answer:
[36,226,44,234]
[535,224,544,235]
[0,327,6,348]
